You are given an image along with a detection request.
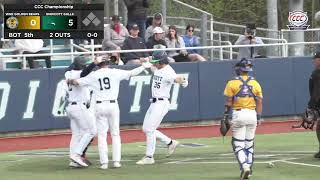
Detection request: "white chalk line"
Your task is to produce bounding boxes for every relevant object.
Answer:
[279,160,320,168]
[166,158,299,165]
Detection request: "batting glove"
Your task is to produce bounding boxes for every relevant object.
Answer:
[181,79,189,88]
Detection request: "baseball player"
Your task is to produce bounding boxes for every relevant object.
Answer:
[65,56,98,167]
[223,58,263,180]
[136,51,188,165]
[68,57,151,169]
[306,52,320,159]
[65,56,97,168]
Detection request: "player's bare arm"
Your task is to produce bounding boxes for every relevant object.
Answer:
[128,62,152,76]
[256,97,262,120]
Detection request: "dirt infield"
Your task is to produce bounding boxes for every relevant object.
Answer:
[0,120,308,153]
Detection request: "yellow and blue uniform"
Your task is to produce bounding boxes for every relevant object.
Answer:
[224,75,263,110]
[224,73,263,178]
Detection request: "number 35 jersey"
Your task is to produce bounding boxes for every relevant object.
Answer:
[77,68,132,101]
[151,65,177,99]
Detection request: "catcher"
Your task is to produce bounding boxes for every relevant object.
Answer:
[221,58,263,180]
[304,52,320,158]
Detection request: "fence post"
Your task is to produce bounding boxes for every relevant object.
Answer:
[201,13,208,59]
[105,0,110,18]
[121,0,128,26]
[114,0,119,15]
[161,0,167,25]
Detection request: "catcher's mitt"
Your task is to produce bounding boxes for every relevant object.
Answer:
[220,115,231,136]
[292,108,319,130]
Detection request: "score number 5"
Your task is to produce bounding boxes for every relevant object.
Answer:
[68,19,73,27]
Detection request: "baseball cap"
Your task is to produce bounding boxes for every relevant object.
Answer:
[153,27,164,34]
[154,13,162,20]
[129,23,139,30]
[111,15,120,22]
[150,50,168,63]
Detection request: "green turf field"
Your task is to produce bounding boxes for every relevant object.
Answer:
[0,132,319,180]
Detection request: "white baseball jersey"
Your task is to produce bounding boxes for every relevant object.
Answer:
[77,68,132,101]
[65,70,90,102]
[151,65,177,98]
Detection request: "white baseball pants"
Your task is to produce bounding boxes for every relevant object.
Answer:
[95,101,121,165]
[231,108,257,171]
[142,99,172,157]
[67,103,96,157]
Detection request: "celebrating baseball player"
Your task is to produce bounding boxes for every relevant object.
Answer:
[222,58,263,180]
[136,51,188,165]
[64,56,97,168]
[68,56,152,169]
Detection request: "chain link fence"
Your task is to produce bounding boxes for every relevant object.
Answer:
[281,29,320,56]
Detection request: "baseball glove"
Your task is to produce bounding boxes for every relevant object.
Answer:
[220,115,231,136]
[293,108,319,130]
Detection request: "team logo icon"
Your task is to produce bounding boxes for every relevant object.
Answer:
[6,16,19,29]
[287,11,309,30]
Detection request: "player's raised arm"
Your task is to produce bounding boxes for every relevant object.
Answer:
[128,62,152,76]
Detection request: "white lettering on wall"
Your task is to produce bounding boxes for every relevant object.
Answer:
[0,82,11,120]
[129,76,151,113]
[23,81,40,119]
[52,80,68,117]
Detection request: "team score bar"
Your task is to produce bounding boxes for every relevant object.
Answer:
[5,31,103,39]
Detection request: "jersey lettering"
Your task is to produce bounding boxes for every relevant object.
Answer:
[98,77,111,90]
[153,75,163,89]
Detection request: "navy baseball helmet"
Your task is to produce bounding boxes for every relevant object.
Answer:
[150,50,169,64]
[238,58,253,72]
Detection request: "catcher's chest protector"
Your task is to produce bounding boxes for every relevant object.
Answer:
[233,76,256,99]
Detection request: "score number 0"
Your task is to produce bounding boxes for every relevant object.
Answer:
[30,19,37,26]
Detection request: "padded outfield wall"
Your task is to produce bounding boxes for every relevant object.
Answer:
[0,57,313,132]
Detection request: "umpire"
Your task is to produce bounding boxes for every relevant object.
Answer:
[308,52,320,159]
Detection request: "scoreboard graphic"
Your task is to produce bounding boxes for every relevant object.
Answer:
[4,4,104,39]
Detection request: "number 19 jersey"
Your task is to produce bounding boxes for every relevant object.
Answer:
[77,68,131,101]
[151,65,177,99]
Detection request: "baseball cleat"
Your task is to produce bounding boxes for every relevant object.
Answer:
[100,163,108,170]
[167,140,179,157]
[240,166,251,180]
[70,154,88,167]
[314,151,320,158]
[69,161,81,168]
[113,162,122,168]
[136,156,155,165]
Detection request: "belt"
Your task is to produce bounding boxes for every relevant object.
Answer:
[234,108,255,111]
[96,100,116,104]
[70,102,86,105]
[151,98,166,103]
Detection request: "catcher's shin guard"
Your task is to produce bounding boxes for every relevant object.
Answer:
[245,139,254,171]
[232,137,248,170]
